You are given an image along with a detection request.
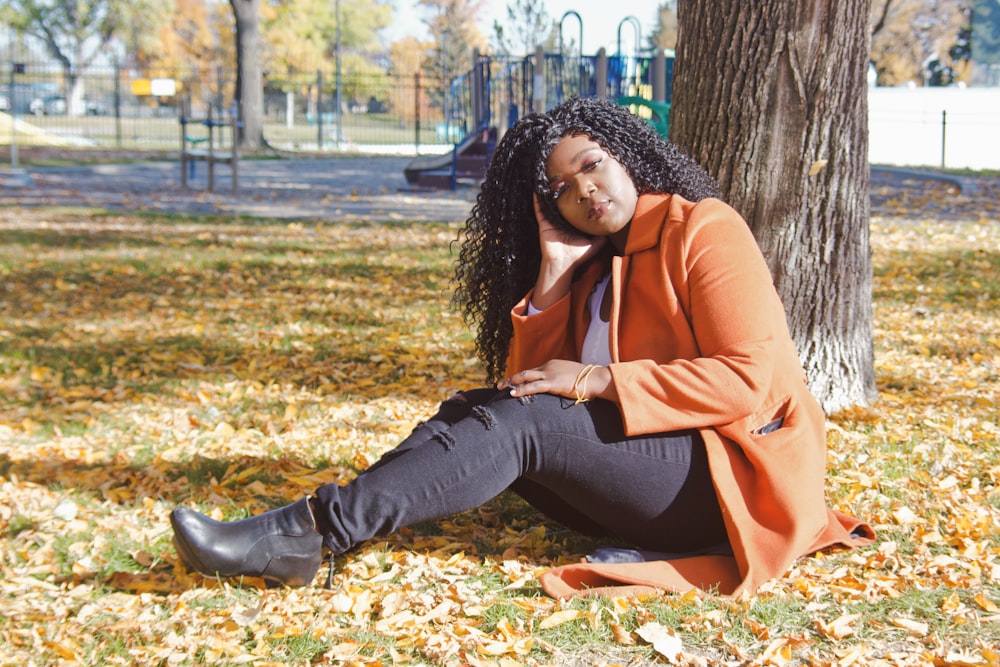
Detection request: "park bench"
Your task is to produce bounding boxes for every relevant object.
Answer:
[179,104,239,191]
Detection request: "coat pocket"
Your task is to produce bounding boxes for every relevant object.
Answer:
[750,395,791,437]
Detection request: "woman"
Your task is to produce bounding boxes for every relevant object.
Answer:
[171,96,872,597]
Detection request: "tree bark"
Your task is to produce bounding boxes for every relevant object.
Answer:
[670,0,876,413]
[229,0,264,149]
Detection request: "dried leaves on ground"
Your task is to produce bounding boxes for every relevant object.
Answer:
[0,195,998,666]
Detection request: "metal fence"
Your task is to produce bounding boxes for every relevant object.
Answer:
[1,49,673,156]
[0,55,456,154]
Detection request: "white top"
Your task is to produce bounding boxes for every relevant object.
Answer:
[527,273,612,366]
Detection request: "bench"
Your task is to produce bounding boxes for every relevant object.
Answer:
[179,105,239,191]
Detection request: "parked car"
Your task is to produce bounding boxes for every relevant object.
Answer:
[85,98,108,115]
[30,94,67,115]
[27,94,108,116]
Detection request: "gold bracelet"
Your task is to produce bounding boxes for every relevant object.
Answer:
[573,364,599,404]
[572,364,594,404]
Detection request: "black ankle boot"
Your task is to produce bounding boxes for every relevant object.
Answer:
[170,497,323,587]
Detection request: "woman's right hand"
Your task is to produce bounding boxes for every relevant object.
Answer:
[535,195,605,272]
[530,196,606,311]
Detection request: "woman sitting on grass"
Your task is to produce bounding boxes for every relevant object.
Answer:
[170,96,873,598]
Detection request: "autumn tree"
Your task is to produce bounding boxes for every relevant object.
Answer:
[389,36,432,121]
[649,1,678,51]
[261,0,391,104]
[418,0,487,109]
[870,0,970,85]
[670,1,875,413]
[132,0,228,109]
[0,0,164,115]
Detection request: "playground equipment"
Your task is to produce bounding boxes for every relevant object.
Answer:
[403,47,674,190]
[617,95,670,138]
[403,126,496,189]
[180,102,240,191]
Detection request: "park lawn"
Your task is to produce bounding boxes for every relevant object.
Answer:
[0,207,997,666]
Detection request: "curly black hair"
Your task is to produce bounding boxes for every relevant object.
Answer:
[452,96,720,383]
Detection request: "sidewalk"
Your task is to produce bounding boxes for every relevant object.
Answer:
[1,155,996,224]
[0,156,478,223]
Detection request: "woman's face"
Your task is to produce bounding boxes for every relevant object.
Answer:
[545,134,639,244]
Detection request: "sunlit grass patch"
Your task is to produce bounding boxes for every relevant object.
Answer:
[1,207,998,665]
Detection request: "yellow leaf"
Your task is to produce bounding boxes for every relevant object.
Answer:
[892,506,918,525]
[214,422,236,438]
[975,593,999,613]
[760,637,793,665]
[808,159,828,176]
[743,616,770,640]
[231,602,263,627]
[635,621,684,661]
[538,609,584,629]
[610,622,635,645]
[943,592,964,613]
[814,613,861,640]
[891,617,928,636]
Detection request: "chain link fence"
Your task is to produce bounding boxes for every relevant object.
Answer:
[0,53,454,154]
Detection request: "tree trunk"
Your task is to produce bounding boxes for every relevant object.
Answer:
[670,0,876,413]
[229,0,264,149]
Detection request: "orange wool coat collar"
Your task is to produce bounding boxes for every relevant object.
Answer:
[507,193,874,598]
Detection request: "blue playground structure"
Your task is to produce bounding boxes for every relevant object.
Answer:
[403,48,675,190]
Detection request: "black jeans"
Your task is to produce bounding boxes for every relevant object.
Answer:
[313,388,728,555]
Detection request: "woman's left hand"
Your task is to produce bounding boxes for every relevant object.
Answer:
[498,360,615,402]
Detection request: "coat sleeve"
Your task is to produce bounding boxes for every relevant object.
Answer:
[504,290,577,378]
[610,199,793,435]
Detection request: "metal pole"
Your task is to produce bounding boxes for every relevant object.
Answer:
[9,64,17,169]
[414,71,420,153]
[335,0,343,147]
[559,10,584,95]
[317,69,323,150]
[617,16,642,96]
[941,109,947,169]
[114,60,122,148]
[533,45,545,113]
[596,48,607,98]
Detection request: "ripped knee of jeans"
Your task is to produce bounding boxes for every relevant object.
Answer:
[432,430,457,451]
[444,391,469,405]
[471,405,498,430]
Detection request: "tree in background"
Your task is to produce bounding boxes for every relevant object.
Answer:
[132,0,229,107]
[971,0,1000,84]
[418,0,487,111]
[120,0,181,73]
[261,0,391,112]
[671,0,875,413]
[649,1,678,51]
[490,0,553,57]
[870,0,970,85]
[388,36,433,123]
[229,0,264,148]
[1,0,162,115]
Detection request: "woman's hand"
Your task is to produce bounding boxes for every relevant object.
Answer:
[530,196,606,311]
[498,360,616,403]
[536,195,605,271]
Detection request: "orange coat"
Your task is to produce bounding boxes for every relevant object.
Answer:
[506,193,874,597]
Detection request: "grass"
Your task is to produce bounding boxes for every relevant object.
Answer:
[0,205,998,665]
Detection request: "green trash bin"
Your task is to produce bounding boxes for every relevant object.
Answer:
[617,96,670,138]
